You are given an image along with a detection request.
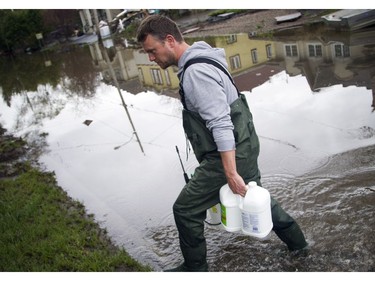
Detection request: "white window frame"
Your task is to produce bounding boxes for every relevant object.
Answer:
[226,34,237,44]
[229,54,241,70]
[266,44,272,58]
[164,69,171,86]
[285,44,298,57]
[251,48,258,64]
[138,68,144,82]
[334,43,350,58]
[308,44,322,57]
[150,68,163,85]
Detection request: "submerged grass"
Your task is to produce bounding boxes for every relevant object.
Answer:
[0,127,152,272]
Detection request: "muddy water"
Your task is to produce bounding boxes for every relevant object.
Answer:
[146,145,375,271]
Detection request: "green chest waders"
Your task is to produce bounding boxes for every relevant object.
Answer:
[172,58,307,271]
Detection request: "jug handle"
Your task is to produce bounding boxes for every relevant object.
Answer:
[237,185,249,207]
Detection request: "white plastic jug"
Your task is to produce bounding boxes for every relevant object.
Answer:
[207,203,221,225]
[219,184,242,232]
[239,181,273,239]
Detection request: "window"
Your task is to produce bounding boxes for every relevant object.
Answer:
[308,44,322,57]
[229,55,241,70]
[226,34,237,44]
[343,45,350,57]
[266,44,272,58]
[150,68,163,85]
[138,68,144,82]
[115,68,122,80]
[334,44,350,57]
[285,44,298,57]
[251,48,258,64]
[164,69,171,86]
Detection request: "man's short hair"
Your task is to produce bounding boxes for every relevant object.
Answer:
[136,15,183,43]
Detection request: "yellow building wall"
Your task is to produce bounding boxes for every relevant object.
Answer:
[138,34,276,90]
[138,65,180,91]
[214,33,276,75]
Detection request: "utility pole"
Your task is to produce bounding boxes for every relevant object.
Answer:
[101,47,145,155]
[91,9,145,155]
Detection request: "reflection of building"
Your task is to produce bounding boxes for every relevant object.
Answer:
[321,9,375,31]
[78,9,124,33]
[79,9,286,95]
[82,10,375,111]
[269,25,375,109]
[135,50,180,93]
[78,9,152,36]
[88,41,143,94]
[136,34,277,92]
[77,9,146,94]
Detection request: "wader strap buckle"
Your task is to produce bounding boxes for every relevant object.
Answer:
[178,57,240,109]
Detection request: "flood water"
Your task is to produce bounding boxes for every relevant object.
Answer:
[0,22,374,272]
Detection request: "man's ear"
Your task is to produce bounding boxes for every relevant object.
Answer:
[165,34,175,47]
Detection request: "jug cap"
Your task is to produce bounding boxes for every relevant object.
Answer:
[247,181,257,188]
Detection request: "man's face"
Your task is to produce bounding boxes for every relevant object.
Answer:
[141,34,176,69]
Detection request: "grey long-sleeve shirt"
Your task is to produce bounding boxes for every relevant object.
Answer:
[178,41,238,152]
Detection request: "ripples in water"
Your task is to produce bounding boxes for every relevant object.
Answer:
[145,145,375,271]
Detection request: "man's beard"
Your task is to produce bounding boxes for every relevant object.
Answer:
[157,55,175,69]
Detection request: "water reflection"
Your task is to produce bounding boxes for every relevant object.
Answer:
[272,26,375,101]
[2,24,374,111]
[0,47,99,104]
[0,22,374,272]
[94,24,375,111]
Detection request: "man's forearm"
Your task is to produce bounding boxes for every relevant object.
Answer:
[220,150,247,196]
[220,150,237,178]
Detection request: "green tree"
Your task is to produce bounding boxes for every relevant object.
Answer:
[41,9,81,37]
[0,10,13,52]
[0,9,43,53]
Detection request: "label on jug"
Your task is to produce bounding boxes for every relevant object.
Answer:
[207,203,221,225]
[241,211,260,233]
[211,204,219,214]
[221,204,227,226]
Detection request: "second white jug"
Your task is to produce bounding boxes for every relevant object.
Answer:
[239,181,273,239]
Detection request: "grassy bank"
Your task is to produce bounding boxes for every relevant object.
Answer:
[0,126,152,272]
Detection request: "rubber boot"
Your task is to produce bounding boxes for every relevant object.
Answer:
[271,197,308,251]
[164,242,209,272]
[164,262,208,272]
[274,222,308,251]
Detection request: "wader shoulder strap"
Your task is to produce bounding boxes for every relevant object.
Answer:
[178,57,240,109]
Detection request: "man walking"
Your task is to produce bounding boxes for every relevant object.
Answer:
[136,15,308,272]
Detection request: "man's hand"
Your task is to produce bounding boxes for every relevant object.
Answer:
[220,150,247,197]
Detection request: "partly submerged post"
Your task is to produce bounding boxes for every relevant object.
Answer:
[92,12,145,155]
[101,45,145,155]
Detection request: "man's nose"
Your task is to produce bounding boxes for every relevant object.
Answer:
[148,54,155,61]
